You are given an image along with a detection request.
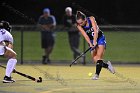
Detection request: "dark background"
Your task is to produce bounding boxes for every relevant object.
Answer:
[0,0,140,25]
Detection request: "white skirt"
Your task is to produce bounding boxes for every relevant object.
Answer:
[0,45,5,55]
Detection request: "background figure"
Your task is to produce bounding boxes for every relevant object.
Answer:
[62,7,83,63]
[38,8,56,64]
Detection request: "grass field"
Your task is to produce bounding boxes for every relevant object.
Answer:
[0,64,140,93]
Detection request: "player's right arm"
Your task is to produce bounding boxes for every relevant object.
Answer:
[77,25,94,48]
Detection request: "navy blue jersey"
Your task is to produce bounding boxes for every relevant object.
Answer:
[81,17,103,40]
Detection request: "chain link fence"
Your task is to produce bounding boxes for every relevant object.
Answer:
[1,25,140,64]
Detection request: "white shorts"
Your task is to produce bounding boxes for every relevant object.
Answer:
[0,45,5,55]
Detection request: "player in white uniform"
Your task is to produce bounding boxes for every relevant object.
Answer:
[0,21,17,83]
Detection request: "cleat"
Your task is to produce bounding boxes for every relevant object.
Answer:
[107,61,115,74]
[42,56,51,64]
[92,74,99,80]
[2,76,15,83]
[42,56,46,64]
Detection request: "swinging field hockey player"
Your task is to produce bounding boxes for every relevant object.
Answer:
[0,21,17,83]
[76,11,115,80]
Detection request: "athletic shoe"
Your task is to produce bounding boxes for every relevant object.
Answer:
[3,76,15,83]
[92,74,99,80]
[42,56,51,64]
[107,61,115,74]
[42,56,46,64]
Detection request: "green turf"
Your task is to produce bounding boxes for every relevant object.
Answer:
[0,30,140,63]
[0,64,140,93]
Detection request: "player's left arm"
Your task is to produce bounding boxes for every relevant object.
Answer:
[90,16,99,46]
[3,40,17,57]
[4,41,13,49]
[7,42,13,49]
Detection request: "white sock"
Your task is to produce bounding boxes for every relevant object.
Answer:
[6,59,17,77]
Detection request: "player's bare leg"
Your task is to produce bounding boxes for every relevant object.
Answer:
[91,45,113,80]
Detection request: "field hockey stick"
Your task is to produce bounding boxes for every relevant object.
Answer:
[0,64,42,83]
[69,46,96,67]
